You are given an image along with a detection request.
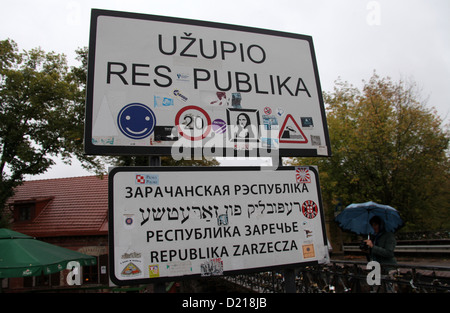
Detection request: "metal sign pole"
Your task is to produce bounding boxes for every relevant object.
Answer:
[149,156,165,293]
[277,156,297,293]
[284,268,297,293]
[149,156,161,167]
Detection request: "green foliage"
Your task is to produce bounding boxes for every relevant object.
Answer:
[291,73,449,231]
[0,40,103,226]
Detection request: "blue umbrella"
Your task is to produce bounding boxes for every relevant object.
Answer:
[335,201,404,236]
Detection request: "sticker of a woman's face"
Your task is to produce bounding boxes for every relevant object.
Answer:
[235,113,254,139]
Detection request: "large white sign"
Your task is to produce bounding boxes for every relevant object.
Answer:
[109,166,329,285]
[85,9,331,157]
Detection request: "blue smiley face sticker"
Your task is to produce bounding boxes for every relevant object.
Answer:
[117,103,156,139]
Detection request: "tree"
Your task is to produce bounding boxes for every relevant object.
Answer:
[0,39,103,226]
[291,73,449,231]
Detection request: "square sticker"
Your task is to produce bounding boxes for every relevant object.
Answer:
[295,167,311,183]
[149,264,160,278]
[302,244,315,259]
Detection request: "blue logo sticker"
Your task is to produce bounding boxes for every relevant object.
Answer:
[117,103,156,139]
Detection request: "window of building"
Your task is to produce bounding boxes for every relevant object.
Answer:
[19,206,32,221]
[83,259,99,284]
[14,203,35,222]
[23,273,60,289]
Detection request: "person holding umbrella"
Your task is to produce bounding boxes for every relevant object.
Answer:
[363,215,397,272]
[335,201,403,273]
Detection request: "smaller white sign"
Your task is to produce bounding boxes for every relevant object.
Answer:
[109,166,329,285]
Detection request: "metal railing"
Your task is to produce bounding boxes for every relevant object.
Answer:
[223,260,450,293]
[343,244,450,254]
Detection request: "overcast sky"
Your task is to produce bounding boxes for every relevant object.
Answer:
[1,0,449,179]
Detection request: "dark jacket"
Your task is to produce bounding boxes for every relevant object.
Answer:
[370,230,397,271]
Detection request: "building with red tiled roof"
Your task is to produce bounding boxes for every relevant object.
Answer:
[7,175,108,238]
[4,175,110,291]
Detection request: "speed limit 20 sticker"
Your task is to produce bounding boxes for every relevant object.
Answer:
[175,105,211,141]
[302,200,318,219]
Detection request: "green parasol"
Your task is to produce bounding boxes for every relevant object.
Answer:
[0,228,96,278]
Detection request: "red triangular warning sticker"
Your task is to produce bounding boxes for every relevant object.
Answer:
[278,114,308,143]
